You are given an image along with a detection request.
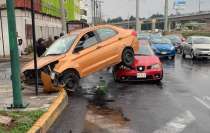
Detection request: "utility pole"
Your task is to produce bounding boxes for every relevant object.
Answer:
[6,0,23,107]
[31,0,39,96]
[91,0,94,25]
[164,0,169,33]
[136,0,140,33]
[59,0,66,33]
[199,0,201,12]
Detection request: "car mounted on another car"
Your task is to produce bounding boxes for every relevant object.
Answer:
[113,40,163,82]
[150,37,176,60]
[21,25,139,92]
[182,36,210,60]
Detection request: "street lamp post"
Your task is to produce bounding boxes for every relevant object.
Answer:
[6,0,23,108]
[31,0,39,96]
[136,0,140,33]
[164,0,169,33]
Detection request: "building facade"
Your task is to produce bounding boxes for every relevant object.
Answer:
[0,0,81,57]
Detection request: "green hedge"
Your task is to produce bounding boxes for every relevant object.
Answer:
[182,31,210,38]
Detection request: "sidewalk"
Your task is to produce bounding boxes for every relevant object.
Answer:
[0,54,33,63]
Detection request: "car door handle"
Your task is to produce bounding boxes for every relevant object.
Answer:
[118,37,123,40]
[97,45,103,49]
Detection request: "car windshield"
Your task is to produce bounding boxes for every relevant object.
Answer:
[193,37,210,44]
[151,38,171,44]
[137,44,154,56]
[44,34,77,56]
[165,35,181,43]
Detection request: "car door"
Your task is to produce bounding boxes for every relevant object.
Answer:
[185,37,193,54]
[95,28,120,68]
[72,31,101,77]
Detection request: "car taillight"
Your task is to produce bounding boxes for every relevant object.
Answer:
[131,31,137,36]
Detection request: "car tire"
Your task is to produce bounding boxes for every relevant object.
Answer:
[61,71,80,93]
[191,51,196,60]
[112,65,121,82]
[121,48,134,67]
[182,50,186,59]
[169,56,175,60]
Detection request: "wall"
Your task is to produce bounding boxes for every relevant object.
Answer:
[0,9,62,57]
[41,0,80,21]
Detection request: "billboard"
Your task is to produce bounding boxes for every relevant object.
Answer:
[174,0,186,10]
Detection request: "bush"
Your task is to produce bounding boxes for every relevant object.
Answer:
[182,31,210,38]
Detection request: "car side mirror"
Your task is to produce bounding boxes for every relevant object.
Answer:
[74,46,84,53]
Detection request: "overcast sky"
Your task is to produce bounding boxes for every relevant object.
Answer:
[97,0,210,20]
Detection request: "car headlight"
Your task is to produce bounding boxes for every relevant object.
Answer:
[170,46,175,50]
[151,64,161,69]
[50,72,56,80]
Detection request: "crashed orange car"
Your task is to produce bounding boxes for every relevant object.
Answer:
[22,25,139,91]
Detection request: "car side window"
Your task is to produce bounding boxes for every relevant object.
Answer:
[77,31,98,49]
[96,28,117,41]
[187,37,192,44]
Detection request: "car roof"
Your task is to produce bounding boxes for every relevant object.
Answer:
[68,24,121,35]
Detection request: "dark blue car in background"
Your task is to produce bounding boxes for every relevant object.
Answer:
[150,37,176,60]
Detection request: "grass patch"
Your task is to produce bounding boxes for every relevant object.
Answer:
[0,110,45,133]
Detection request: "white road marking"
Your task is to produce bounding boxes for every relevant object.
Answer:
[153,111,196,133]
[194,96,210,109]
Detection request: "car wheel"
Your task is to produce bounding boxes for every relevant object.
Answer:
[169,56,175,60]
[191,51,196,60]
[122,48,134,67]
[112,65,121,82]
[62,71,80,92]
[182,50,186,59]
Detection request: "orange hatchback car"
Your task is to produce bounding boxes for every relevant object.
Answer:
[22,25,139,91]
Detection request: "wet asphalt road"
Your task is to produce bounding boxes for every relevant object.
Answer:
[1,55,210,133]
[48,55,210,133]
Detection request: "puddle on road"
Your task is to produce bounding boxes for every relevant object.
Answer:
[83,104,132,133]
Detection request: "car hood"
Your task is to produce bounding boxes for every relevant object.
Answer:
[21,54,65,72]
[192,44,210,49]
[133,55,160,66]
[152,43,173,50]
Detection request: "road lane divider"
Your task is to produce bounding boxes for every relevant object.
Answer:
[194,96,210,109]
[153,111,195,133]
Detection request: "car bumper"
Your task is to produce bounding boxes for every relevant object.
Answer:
[194,51,210,58]
[155,51,176,58]
[116,69,163,81]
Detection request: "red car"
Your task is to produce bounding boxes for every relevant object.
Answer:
[113,40,163,82]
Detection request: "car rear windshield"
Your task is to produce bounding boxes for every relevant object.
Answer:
[193,37,210,44]
[165,35,181,43]
[44,34,77,56]
[137,44,154,56]
[151,38,171,44]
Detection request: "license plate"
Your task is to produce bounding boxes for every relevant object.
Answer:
[137,73,146,78]
[161,52,167,55]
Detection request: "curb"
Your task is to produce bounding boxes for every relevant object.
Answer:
[27,88,68,133]
[0,57,33,63]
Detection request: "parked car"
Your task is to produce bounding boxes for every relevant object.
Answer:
[150,37,176,59]
[137,33,150,40]
[22,25,139,91]
[113,40,163,82]
[165,34,184,53]
[182,36,210,59]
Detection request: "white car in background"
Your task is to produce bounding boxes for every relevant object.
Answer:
[182,36,210,59]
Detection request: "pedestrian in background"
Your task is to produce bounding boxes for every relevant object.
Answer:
[36,38,46,57]
[45,36,53,48]
[16,32,23,57]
